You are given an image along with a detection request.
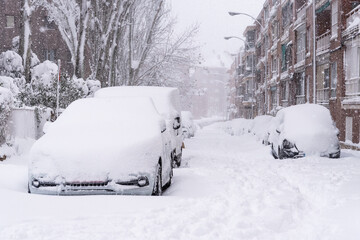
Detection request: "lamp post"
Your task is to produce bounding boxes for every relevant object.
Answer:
[229,11,268,114]
[224,36,255,119]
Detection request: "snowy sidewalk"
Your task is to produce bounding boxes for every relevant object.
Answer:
[1,123,360,240]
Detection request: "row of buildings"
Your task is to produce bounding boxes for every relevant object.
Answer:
[228,0,360,147]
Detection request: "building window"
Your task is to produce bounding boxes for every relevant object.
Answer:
[331,0,338,38]
[264,6,269,20]
[296,27,306,63]
[296,72,305,96]
[44,49,56,62]
[281,81,289,101]
[330,62,337,98]
[324,68,330,89]
[272,56,278,74]
[281,43,292,72]
[346,117,353,142]
[282,1,293,30]
[6,16,15,28]
[44,16,56,30]
[271,87,277,108]
[272,21,279,41]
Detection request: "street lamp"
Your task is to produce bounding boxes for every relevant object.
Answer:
[224,36,255,119]
[229,11,268,114]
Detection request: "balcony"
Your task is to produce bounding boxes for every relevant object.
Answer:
[345,77,360,97]
[343,5,360,41]
[346,5,360,27]
[317,88,330,103]
[316,31,330,55]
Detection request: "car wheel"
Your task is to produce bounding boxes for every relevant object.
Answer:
[152,163,162,196]
[171,152,177,168]
[175,150,182,167]
[329,150,341,159]
[271,144,278,159]
[28,183,31,194]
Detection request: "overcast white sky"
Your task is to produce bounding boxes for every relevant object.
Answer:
[170,0,265,68]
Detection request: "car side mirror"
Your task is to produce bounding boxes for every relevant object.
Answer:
[160,120,167,133]
[173,117,181,130]
[276,129,281,134]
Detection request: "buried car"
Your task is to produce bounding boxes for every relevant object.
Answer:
[94,86,183,167]
[269,104,340,159]
[181,111,196,138]
[28,97,172,195]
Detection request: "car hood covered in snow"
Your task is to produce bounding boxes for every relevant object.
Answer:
[29,97,163,183]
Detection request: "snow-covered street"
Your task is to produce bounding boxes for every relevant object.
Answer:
[1,123,360,240]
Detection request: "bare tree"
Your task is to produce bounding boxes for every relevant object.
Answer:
[19,0,34,82]
[33,0,91,78]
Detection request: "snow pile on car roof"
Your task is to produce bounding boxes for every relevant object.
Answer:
[94,86,180,118]
[29,97,163,182]
[252,115,273,141]
[274,104,339,155]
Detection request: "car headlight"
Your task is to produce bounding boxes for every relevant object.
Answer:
[32,179,40,188]
[137,176,149,187]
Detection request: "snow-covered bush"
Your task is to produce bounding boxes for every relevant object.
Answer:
[18,61,86,111]
[0,76,20,96]
[86,79,101,97]
[0,51,24,78]
[0,87,13,145]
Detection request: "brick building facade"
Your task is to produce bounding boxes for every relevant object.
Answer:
[0,0,90,77]
[232,0,360,146]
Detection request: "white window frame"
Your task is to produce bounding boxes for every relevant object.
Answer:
[346,117,353,142]
[331,0,338,39]
[6,15,14,28]
[331,62,337,98]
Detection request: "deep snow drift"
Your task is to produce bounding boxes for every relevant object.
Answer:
[0,122,360,240]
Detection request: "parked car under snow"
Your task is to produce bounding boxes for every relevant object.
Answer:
[269,104,340,159]
[28,97,173,195]
[94,86,183,167]
[181,111,195,138]
[251,115,274,145]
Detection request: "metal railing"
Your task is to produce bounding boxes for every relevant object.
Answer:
[316,88,330,103]
[346,4,360,26]
[345,77,360,96]
[316,31,330,53]
[297,3,307,19]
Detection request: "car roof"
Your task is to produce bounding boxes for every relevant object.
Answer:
[94,86,180,117]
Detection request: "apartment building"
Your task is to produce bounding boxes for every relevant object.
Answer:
[0,0,88,78]
[233,0,360,147]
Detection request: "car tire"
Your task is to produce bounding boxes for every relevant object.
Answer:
[278,146,284,159]
[175,150,182,167]
[329,150,341,159]
[27,183,31,194]
[152,163,162,196]
[271,144,278,159]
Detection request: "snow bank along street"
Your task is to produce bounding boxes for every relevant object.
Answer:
[1,123,360,239]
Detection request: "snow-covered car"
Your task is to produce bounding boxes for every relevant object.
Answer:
[251,115,274,145]
[181,111,195,138]
[28,97,173,195]
[269,104,341,159]
[95,86,184,167]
